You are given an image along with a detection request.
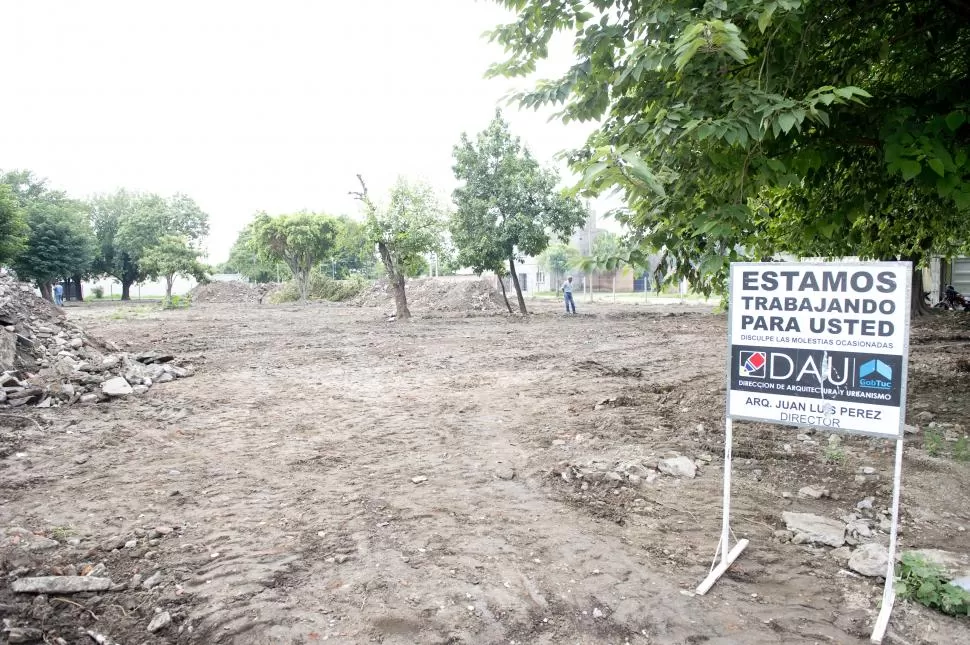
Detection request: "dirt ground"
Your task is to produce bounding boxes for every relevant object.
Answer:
[1,296,969,645]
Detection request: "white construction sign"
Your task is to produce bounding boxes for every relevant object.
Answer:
[727,262,911,437]
[697,261,912,645]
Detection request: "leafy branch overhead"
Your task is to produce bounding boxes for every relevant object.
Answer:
[486,0,970,299]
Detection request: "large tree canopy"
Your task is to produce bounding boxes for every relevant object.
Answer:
[12,199,95,298]
[251,211,338,304]
[486,0,970,307]
[451,110,587,314]
[90,190,210,300]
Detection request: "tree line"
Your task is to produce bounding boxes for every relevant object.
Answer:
[218,110,591,318]
[0,170,208,302]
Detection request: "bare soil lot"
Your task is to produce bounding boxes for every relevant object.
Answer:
[2,299,969,644]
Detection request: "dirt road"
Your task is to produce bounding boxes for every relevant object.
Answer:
[1,300,969,644]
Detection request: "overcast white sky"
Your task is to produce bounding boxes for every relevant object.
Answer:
[0,0,620,263]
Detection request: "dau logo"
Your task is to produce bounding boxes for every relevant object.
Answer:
[739,351,767,378]
[858,359,892,390]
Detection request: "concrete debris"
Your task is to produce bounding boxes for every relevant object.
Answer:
[657,456,697,478]
[190,280,280,304]
[0,271,195,409]
[11,576,113,594]
[848,543,889,578]
[782,512,846,547]
[797,485,828,499]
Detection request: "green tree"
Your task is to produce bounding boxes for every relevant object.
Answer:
[0,184,26,266]
[251,211,338,304]
[451,110,587,314]
[140,235,208,301]
[486,0,970,315]
[538,243,575,292]
[351,175,445,320]
[332,215,377,279]
[591,232,630,303]
[90,191,210,300]
[221,221,289,283]
[12,200,95,300]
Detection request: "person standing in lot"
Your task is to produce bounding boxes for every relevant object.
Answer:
[53,282,64,306]
[561,276,577,314]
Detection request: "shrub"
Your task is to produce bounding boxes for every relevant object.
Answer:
[92,285,104,299]
[270,273,368,304]
[896,553,970,617]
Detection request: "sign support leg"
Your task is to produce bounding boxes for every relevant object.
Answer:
[870,437,904,644]
[696,417,749,595]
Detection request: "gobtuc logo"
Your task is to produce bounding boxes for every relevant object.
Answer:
[859,359,893,390]
[739,351,767,378]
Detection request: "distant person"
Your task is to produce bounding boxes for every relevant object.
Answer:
[53,283,64,306]
[561,276,576,314]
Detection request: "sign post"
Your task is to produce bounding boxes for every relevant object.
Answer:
[696,262,912,644]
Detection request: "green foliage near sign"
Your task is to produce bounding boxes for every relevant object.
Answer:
[895,553,970,617]
[486,0,970,311]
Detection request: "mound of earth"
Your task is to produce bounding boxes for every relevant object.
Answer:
[189,280,279,304]
[0,270,195,408]
[352,277,507,313]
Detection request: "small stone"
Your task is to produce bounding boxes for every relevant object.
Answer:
[773,530,792,543]
[74,454,90,465]
[796,433,811,441]
[124,539,137,549]
[627,474,642,487]
[69,338,83,349]
[592,607,604,619]
[496,467,516,481]
[334,554,350,564]
[830,546,853,563]
[79,393,99,404]
[410,476,427,484]
[828,434,842,446]
[697,454,713,463]
[916,411,934,424]
[142,571,163,589]
[781,491,793,499]
[904,424,919,435]
[87,563,108,577]
[147,610,172,633]
[152,525,174,537]
[860,467,876,475]
[798,485,827,499]
[101,536,125,552]
[856,497,875,511]
[783,443,793,454]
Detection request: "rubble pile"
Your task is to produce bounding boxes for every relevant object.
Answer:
[352,277,507,313]
[189,280,279,304]
[0,272,194,408]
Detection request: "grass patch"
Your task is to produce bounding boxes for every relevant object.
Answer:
[270,274,368,304]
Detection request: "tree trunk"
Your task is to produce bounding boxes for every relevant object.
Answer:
[508,256,527,314]
[588,272,594,303]
[39,282,53,302]
[378,241,410,319]
[612,272,616,303]
[72,275,84,301]
[910,262,932,317]
[121,279,132,301]
[166,275,174,299]
[497,274,513,314]
[297,270,309,305]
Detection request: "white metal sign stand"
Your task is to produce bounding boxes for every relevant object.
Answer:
[695,261,912,645]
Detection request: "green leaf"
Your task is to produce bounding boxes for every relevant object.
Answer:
[927,158,945,177]
[778,112,796,134]
[900,159,921,180]
[945,110,966,132]
[758,4,776,33]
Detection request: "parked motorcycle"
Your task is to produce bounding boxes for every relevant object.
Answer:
[933,285,970,311]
